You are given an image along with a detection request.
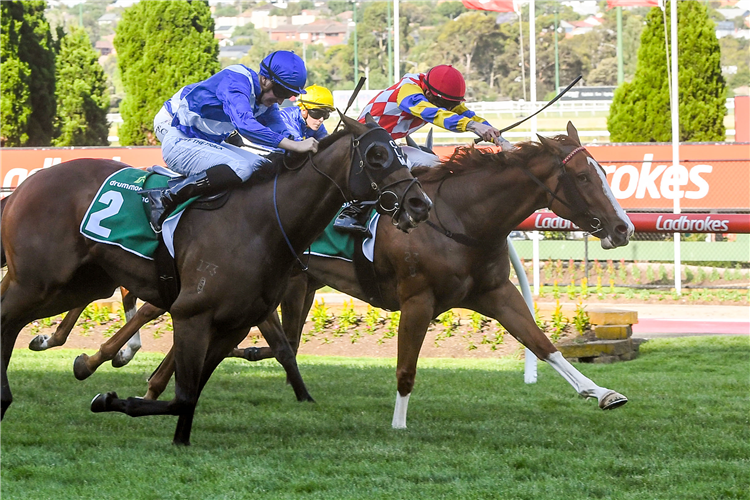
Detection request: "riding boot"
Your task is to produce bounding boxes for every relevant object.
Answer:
[333,202,372,237]
[140,164,241,232]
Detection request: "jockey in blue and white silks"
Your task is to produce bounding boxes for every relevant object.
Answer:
[142,51,318,232]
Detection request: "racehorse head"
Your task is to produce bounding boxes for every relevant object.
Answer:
[535,122,633,249]
[339,113,432,232]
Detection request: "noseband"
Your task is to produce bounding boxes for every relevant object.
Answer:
[520,145,606,237]
[348,127,422,225]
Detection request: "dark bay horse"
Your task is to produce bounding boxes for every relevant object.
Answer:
[0,115,432,444]
[124,122,634,429]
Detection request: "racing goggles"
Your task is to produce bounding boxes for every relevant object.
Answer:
[305,107,331,120]
[272,82,298,100]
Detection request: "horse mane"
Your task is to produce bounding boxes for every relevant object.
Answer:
[248,127,353,184]
[411,135,575,184]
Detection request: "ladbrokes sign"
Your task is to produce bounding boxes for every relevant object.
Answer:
[2,143,749,209]
[436,142,750,210]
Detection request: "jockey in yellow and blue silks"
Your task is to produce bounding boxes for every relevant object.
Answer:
[142,51,319,231]
[335,65,513,235]
[279,85,335,141]
[358,64,510,146]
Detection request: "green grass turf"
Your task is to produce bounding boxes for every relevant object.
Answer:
[1,336,748,500]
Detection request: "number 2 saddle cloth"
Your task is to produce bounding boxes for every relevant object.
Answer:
[80,167,195,260]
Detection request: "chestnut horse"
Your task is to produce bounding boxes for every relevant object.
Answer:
[122,122,634,429]
[0,115,432,445]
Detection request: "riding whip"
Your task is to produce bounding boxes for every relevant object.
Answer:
[474,75,583,144]
[335,77,367,132]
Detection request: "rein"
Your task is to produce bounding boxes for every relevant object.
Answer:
[272,126,423,269]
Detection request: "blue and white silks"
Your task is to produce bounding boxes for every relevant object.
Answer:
[158,65,289,181]
[279,106,328,141]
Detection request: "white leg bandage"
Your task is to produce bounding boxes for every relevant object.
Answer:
[546,351,608,400]
[392,392,411,429]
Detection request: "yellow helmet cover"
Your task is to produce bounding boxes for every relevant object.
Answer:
[296,84,334,110]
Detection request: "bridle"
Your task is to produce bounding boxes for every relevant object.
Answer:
[274,124,423,269]
[347,126,423,223]
[518,145,606,237]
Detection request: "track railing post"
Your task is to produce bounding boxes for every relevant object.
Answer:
[507,236,537,383]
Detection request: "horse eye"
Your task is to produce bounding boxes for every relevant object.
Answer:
[577,173,588,182]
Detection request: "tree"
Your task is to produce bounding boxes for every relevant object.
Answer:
[22,1,57,147]
[115,0,219,145]
[0,1,56,146]
[0,0,31,146]
[586,57,618,86]
[608,1,726,142]
[53,27,110,146]
[419,11,504,97]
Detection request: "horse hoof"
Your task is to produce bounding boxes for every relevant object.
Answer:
[73,354,95,380]
[112,346,140,368]
[242,347,262,362]
[600,390,628,410]
[28,335,49,351]
[111,353,128,368]
[90,391,118,413]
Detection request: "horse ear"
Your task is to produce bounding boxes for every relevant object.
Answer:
[339,111,368,135]
[566,121,581,145]
[537,133,560,153]
[405,134,419,149]
[425,128,434,152]
[364,113,377,126]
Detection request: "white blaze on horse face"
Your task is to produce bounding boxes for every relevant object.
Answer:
[588,156,635,238]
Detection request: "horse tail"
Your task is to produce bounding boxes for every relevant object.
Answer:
[1,196,8,268]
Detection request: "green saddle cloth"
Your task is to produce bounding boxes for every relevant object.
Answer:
[308,207,376,261]
[80,168,195,260]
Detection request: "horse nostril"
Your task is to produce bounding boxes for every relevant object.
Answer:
[616,224,628,235]
[407,196,431,220]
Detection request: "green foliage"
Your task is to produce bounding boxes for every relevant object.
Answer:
[336,300,360,337]
[53,27,109,146]
[115,0,219,145]
[632,265,641,283]
[645,265,655,283]
[380,311,400,343]
[0,1,56,146]
[685,267,694,283]
[566,280,576,300]
[572,300,590,335]
[609,1,726,142]
[470,312,489,333]
[658,264,668,282]
[311,300,332,333]
[550,300,567,342]
[364,305,382,333]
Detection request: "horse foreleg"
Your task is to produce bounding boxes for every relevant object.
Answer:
[91,313,215,446]
[73,303,165,380]
[392,294,435,429]
[471,281,627,410]
[257,313,314,402]
[111,290,144,367]
[144,347,175,400]
[28,306,85,351]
